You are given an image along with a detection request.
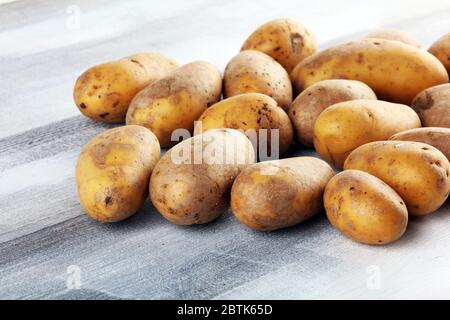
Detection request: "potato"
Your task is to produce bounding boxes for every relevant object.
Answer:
[314,99,421,168]
[289,80,377,147]
[410,83,450,128]
[364,28,421,47]
[344,140,450,216]
[241,19,317,73]
[76,125,160,222]
[198,93,293,155]
[150,129,255,225]
[291,39,449,104]
[324,170,408,245]
[223,50,292,111]
[390,127,450,161]
[429,32,450,74]
[74,53,178,123]
[126,61,222,147]
[231,157,334,231]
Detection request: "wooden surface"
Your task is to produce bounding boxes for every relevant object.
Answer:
[1,0,450,300]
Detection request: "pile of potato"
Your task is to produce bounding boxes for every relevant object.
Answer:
[74,19,450,245]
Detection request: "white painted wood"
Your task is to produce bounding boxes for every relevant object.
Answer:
[0,0,449,299]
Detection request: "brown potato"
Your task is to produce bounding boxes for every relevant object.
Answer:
[76,125,161,222]
[429,32,450,74]
[364,28,421,47]
[291,38,449,104]
[410,83,450,128]
[324,170,408,245]
[198,93,293,155]
[241,19,317,73]
[74,53,178,123]
[223,50,292,111]
[150,129,255,225]
[344,140,450,216]
[314,99,421,168]
[231,157,335,231]
[289,79,377,147]
[390,127,450,161]
[126,61,222,147]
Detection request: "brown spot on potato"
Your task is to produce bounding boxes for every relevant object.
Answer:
[422,91,434,109]
[79,102,87,109]
[290,32,304,53]
[130,58,145,69]
[104,196,112,206]
[357,53,364,63]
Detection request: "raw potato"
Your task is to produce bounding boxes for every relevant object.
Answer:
[241,18,317,73]
[289,79,377,147]
[364,28,421,47]
[291,38,449,104]
[390,127,450,161]
[74,53,178,123]
[411,83,450,128]
[76,125,161,222]
[324,170,408,245]
[223,50,292,111]
[198,93,293,155]
[429,32,450,74]
[150,129,255,225]
[313,99,421,168]
[231,157,334,231]
[126,61,222,147]
[344,140,450,216]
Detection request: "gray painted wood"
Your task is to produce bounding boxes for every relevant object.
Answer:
[1,0,450,299]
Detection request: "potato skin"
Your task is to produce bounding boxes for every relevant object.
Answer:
[291,39,449,104]
[76,125,161,222]
[231,157,335,231]
[241,19,317,73]
[198,93,293,154]
[390,127,450,161]
[324,170,408,245]
[224,50,292,111]
[313,99,421,168]
[429,32,450,74]
[289,80,377,147]
[344,141,450,216]
[411,83,450,128]
[364,28,421,47]
[74,53,178,123]
[126,61,222,147]
[150,129,255,225]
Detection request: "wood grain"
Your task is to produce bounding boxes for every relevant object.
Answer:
[1,0,450,299]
